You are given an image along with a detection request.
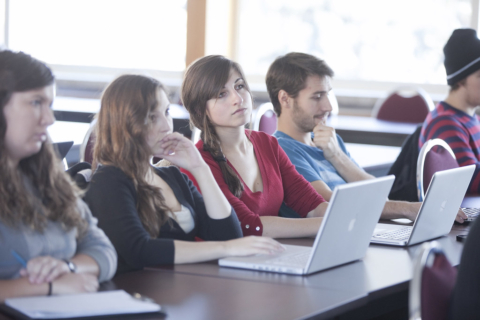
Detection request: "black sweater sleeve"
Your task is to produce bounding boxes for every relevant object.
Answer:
[450,218,480,319]
[85,166,175,273]
[171,168,243,240]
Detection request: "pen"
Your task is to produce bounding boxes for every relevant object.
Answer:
[11,249,27,268]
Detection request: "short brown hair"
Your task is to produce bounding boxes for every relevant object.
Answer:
[266,52,334,116]
[449,78,466,92]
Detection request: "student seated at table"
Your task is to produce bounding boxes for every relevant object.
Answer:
[181,55,328,238]
[85,75,283,274]
[420,28,480,196]
[0,50,117,302]
[265,52,436,222]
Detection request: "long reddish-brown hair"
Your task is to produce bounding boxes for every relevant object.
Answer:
[0,50,86,234]
[93,75,171,237]
[182,55,252,198]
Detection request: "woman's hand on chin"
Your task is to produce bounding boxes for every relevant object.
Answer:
[156,133,206,172]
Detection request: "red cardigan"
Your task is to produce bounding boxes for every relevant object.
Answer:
[183,131,325,236]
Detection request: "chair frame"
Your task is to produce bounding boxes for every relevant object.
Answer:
[409,241,442,320]
[252,103,275,132]
[372,86,435,119]
[79,118,97,163]
[416,138,456,201]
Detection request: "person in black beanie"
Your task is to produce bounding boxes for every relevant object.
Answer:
[419,28,480,194]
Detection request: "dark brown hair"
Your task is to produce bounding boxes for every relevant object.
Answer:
[181,55,250,198]
[93,75,171,237]
[449,79,466,92]
[266,52,334,116]
[0,50,86,234]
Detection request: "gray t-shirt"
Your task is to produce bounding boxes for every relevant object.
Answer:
[0,199,117,282]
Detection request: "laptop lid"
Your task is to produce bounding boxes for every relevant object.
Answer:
[407,165,475,246]
[219,175,394,275]
[304,175,394,273]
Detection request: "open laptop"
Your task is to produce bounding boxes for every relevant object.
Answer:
[371,165,475,247]
[461,207,479,222]
[218,175,395,275]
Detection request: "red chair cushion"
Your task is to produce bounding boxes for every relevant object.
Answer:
[258,110,277,135]
[84,134,96,164]
[377,93,430,123]
[421,253,457,320]
[423,145,459,193]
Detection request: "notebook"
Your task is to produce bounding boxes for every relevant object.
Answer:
[371,165,475,246]
[219,175,395,275]
[3,290,161,319]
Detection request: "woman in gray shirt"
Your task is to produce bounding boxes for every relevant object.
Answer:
[0,50,117,301]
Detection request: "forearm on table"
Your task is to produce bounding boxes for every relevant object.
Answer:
[71,254,100,276]
[310,180,333,201]
[380,201,421,221]
[307,202,329,218]
[0,278,49,302]
[190,165,231,219]
[173,240,229,264]
[259,216,323,238]
[328,152,375,182]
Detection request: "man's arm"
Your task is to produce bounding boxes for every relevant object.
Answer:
[312,124,374,182]
[310,180,333,201]
[324,148,375,182]
[310,180,424,221]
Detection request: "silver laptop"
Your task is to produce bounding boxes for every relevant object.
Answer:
[371,165,475,247]
[218,176,395,275]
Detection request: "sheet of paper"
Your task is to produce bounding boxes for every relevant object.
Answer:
[5,290,161,319]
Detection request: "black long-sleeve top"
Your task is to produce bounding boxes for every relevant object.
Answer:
[85,165,242,274]
[450,217,480,319]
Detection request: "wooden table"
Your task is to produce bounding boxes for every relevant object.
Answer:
[345,143,401,177]
[142,226,467,319]
[328,115,420,147]
[462,195,480,208]
[0,224,468,320]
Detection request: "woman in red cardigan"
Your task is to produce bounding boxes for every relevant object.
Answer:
[181,55,328,238]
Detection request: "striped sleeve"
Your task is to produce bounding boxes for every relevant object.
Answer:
[422,116,480,194]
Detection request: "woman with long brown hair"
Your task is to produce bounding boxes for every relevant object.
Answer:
[182,55,328,238]
[85,74,283,274]
[0,50,117,302]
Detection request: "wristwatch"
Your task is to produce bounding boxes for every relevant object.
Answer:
[64,259,77,273]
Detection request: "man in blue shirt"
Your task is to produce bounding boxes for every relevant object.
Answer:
[266,52,435,222]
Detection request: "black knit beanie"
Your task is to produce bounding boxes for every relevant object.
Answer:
[444,28,480,85]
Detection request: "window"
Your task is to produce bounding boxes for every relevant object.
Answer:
[237,0,472,85]
[0,0,5,47]
[8,0,187,71]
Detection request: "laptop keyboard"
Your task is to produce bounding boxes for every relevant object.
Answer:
[462,208,480,221]
[373,227,412,241]
[264,251,311,267]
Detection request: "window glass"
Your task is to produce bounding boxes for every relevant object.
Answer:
[0,0,5,47]
[237,0,471,84]
[9,0,187,71]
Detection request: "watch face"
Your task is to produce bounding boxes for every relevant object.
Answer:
[65,260,77,273]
